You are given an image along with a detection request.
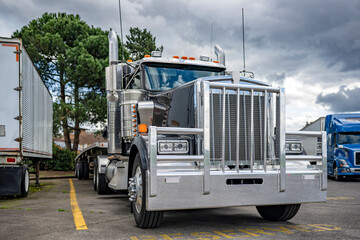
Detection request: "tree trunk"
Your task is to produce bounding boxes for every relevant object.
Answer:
[60,69,72,150]
[72,83,80,152]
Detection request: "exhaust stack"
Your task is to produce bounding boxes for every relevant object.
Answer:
[214,44,225,66]
[108,30,118,65]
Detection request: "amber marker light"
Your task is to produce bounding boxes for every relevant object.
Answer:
[173,56,179,59]
[181,56,188,60]
[213,60,219,63]
[127,59,133,62]
[138,124,148,133]
[189,57,195,60]
[144,55,150,58]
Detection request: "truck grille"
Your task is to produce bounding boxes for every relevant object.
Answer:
[356,152,360,166]
[208,87,279,168]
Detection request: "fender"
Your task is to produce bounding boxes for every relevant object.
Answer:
[97,155,110,174]
[130,136,149,170]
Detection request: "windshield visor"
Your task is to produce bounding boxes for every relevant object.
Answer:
[144,63,224,91]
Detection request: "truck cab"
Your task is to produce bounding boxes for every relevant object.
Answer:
[325,114,360,180]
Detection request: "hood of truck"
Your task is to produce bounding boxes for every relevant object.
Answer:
[342,144,360,152]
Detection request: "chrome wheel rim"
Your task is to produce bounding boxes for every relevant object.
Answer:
[134,166,143,213]
[25,170,29,192]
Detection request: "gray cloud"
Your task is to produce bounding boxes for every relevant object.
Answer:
[266,72,286,85]
[316,86,360,112]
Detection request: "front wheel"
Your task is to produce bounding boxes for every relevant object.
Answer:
[256,204,301,221]
[131,153,163,228]
[334,166,342,181]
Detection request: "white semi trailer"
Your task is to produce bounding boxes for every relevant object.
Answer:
[0,38,53,197]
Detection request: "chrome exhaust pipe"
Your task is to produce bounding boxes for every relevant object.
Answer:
[214,44,225,66]
[108,29,118,65]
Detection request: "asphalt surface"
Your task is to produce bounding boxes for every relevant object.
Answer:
[0,177,359,240]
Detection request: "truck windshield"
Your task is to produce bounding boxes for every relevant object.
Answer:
[144,63,224,90]
[338,132,360,145]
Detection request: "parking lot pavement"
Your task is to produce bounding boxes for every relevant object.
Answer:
[1,177,359,240]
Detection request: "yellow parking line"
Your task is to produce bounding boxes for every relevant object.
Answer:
[69,179,88,230]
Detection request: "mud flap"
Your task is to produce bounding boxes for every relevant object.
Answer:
[0,166,22,196]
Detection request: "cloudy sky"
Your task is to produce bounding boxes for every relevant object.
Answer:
[1,0,360,130]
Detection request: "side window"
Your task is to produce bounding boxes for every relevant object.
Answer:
[332,133,337,147]
[128,73,141,89]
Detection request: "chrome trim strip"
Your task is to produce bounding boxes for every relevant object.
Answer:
[157,155,204,161]
[149,126,158,197]
[321,131,327,190]
[209,82,280,93]
[156,127,204,134]
[279,88,286,192]
[263,90,268,172]
[202,81,211,194]
[250,89,254,173]
[221,87,226,172]
[236,89,240,173]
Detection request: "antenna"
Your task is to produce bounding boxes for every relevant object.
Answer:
[118,0,125,62]
[242,8,246,74]
[210,22,213,61]
[240,8,254,78]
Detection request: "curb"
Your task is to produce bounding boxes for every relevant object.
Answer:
[30,176,76,180]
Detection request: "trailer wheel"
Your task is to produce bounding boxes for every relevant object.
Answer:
[96,170,108,194]
[78,162,84,180]
[93,164,97,191]
[256,204,301,221]
[21,166,30,198]
[132,153,163,228]
[84,162,89,180]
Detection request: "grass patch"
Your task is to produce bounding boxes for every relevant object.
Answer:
[29,182,55,193]
[58,209,69,212]
[0,206,9,209]
[62,191,69,194]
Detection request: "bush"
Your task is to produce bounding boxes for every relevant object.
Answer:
[41,144,77,171]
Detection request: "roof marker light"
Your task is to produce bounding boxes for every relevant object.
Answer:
[213,60,219,63]
[189,57,195,60]
[151,51,162,58]
[144,55,151,58]
[127,59,133,62]
[173,56,179,59]
[200,55,210,62]
[181,56,188,60]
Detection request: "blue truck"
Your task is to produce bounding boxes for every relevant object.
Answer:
[302,113,360,180]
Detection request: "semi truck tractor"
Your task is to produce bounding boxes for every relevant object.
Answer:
[302,113,360,180]
[0,38,53,197]
[76,30,327,228]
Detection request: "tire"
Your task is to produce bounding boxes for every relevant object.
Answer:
[256,204,301,221]
[96,170,108,194]
[78,162,84,180]
[334,166,341,181]
[84,162,89,180]
[21,166,30,198]
[93,164,98,191]
[132,153,164,228]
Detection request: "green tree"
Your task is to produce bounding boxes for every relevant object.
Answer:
[13,13,127,151]
[125,27,163,60]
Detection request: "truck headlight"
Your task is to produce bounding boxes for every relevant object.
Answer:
[339,159,349,168]
[285,143,290,151]
[158,140,188,154]
[291,143,302,151]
